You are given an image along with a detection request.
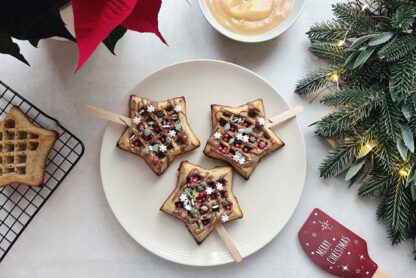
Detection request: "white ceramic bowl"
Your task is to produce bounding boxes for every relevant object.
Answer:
[198,0,306,43]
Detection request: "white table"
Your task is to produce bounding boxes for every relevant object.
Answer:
[0,1,413,277]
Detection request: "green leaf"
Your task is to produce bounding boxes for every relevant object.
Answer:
[368,32,394,46]
[345,160,365,181]
[402,103,412,121]
[344,51,359,67]
[396,139,409,161]
[349,34,377,49]
[0,31,29,65]
[28,39,40,48]
[401,125,414,153]
[0,0,69,39]
[24,8,74,41]
[406,163,416,188]
[411,182,416,201]
[103,25,127,55]
[353,47,376,69]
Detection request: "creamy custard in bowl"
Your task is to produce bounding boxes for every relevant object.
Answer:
[206,0,295,36]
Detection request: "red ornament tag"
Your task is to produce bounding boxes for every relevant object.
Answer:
[298,208,378,278]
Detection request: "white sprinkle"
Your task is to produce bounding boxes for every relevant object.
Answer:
[147,105,155,113]
[168,130,176,137]
[180,194,188,202]
[239,157,246,165]
[185,204,192,211]
[205,187,214,195]
[232,152,242,163]
[216,182,223,191]
[174,105,183,112]
[159,144,167,153]
[236,133,243,140]
[213,132,222,140]
[221,214,229,222]
[241,135,249,143]
[133,116,141,125]
[258,117,267,126]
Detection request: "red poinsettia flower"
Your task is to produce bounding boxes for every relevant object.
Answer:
[72,0,165,71]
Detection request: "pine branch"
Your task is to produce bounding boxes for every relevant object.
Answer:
[391,4,416,29]
[319,141,362,178]
[379,35,416,62]
[359,175,391,196]
[377,180,412,244]
[297,0,416,259]
[333,3,377,33]
[307,20,349,41]
[295,67,334,95]
[373,139,402,171]
[379,94,402,140]
[389,53,416,102]
[321,87,382,106]
[309,43,350,63]
[315,93,380,138]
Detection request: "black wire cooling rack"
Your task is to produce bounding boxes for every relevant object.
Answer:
[0,81,84,263]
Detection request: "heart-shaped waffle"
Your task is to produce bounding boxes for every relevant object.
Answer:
[0,106,57,187]
[160,161,243,244]
[117,96,200,175]
[204,99,284,179]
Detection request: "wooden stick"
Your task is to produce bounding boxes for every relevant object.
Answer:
[83,105,132,126]
[215,224,242,262]
[84,104,243,262]
[373,268,391,278]
[266,105,303,128]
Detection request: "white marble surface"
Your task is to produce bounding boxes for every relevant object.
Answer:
[0,0,413,277]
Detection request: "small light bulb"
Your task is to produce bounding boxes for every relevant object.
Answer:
[399,168,409,177]
[365,143,373,151]
[337,39,346,47]
[361,4,368,11]
[330,73,339,82]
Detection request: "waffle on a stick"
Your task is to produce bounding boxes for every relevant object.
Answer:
[160,161,243,244]
[117,96,200,176]
[204,99,284,179]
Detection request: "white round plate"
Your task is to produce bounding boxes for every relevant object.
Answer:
[198,0,306,43]
[100,60,306,266]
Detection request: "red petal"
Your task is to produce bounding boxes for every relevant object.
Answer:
[122,0,166,44]
[72,0,138,71]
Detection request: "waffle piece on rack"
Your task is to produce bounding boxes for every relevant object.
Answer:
[0,106,58,187]
[160,161,243,244]
[117,96,200,176]
[204,99,284,179]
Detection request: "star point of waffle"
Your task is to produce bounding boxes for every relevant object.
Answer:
[160,161,243,244]
[0,106,58,187]
[204,99,284,179]
[117,96,200,176]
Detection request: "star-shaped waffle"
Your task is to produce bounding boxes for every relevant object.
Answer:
[204,99,284,179]
[160,161,243,244]
[117,96,200,176]
[0,106,58,187]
